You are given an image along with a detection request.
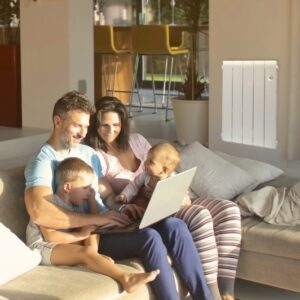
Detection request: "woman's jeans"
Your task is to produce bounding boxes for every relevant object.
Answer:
[99,217,212,300]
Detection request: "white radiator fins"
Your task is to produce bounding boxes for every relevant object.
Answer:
[232,62,243,143]
[221,61,233,143]
[253,61,265,147]
[242,61,254,145]
[264,61,278,149]
[222,60,278,149]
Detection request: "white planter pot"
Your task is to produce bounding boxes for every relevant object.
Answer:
[172,98,208,146]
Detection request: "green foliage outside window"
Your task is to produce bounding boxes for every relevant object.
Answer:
[0,0,20,44]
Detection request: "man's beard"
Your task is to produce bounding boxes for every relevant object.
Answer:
[61,128,82,149]
[60,134,73,149]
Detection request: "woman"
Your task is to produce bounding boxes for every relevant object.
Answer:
[86,96,241,300]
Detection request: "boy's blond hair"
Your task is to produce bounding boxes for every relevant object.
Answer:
[55,157,94,185]
[149,143,180,174]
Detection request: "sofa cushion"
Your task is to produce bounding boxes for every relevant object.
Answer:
[0,166,28,242]
[241,217,300,260]
[257,174,300,189]
[216,151,283,186]
[0,264,153,300]
[0,223,41,285]
[177,142,257,200]
[0,259,188,300]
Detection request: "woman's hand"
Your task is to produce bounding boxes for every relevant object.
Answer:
[181,193,192,207]
[121,204,145,220]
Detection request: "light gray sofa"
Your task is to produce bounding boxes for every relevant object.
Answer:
[1,165,300,299]
[236,175,300,293]
[0,166,188,300]
[176,140,300,294]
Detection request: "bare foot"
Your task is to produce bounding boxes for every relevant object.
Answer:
[122,269,160,293]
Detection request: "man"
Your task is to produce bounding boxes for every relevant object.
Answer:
[25,90,131,229]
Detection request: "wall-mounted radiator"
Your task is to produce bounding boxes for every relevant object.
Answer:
[222,60,278,149]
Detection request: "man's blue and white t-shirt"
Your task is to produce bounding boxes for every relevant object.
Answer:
[25,143,107,212]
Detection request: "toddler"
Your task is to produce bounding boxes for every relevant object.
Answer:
[116,143,191,209]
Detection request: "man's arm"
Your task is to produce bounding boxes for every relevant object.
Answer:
[40,225,95,244]
[25,186,129,229]
[85,189,100,250]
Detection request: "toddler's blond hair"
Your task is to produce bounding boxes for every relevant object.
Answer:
[149,143,180,175]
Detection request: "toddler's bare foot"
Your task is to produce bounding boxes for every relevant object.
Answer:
[122,269,160,293]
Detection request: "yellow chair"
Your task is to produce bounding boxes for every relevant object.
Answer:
[94,25,141,105]
[129,25,189,120]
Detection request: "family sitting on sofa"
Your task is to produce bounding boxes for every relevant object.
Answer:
[21,91,243,300]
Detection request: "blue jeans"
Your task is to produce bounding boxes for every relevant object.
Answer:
[99,217,211,300]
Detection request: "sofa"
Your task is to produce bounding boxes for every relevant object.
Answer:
[0,166,188,300]
[175,141,300,294]
[236,174,300,293]
[1,140,300,299]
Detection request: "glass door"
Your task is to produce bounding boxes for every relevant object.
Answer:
[137,0,185,89]
[137,0,209,92]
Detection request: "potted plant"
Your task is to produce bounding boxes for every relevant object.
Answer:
[0,0,21,127]
[171,0,209,146]
[0,0,20,44]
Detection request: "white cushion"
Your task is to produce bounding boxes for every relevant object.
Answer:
[0,223,41,285]
[216,151,283,186]
[177,142,257,200]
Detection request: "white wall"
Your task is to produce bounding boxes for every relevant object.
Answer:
[287,0,300,160]
[20,0,94,129]
[209,0,295,167]
[69,1,94,99]
[19,0,300,167]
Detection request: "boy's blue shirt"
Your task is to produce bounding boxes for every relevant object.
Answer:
[25,143,108,212]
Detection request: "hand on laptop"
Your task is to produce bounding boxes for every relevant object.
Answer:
[121,204,145,221]
[101,210,132,227]
[181,193,192,207]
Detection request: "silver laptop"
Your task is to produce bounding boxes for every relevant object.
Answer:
[94,167,197,234]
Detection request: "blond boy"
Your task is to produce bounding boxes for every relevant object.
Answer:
[26,157,159,293]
